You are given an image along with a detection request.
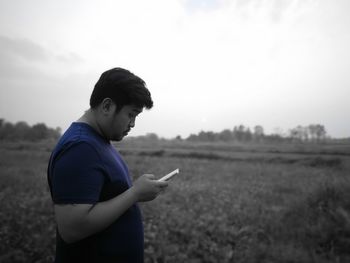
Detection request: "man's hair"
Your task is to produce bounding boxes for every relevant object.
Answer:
[90,68,153,111]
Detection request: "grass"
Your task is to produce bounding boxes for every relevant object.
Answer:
[0,140,350,262]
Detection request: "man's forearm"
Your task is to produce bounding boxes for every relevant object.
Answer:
[55,174,167,244]
[55,187,139,244]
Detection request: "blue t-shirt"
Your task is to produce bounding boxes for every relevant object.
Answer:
[47,122,144,263]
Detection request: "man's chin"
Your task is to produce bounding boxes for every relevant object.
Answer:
[111,135,124,142]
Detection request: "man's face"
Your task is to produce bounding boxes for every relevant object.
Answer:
[108,104,143,141]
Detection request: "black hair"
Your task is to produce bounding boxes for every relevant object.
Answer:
[90,68,153,111]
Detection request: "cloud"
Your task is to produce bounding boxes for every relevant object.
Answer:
[0,35,85,81]
[56,52,84,65]
[0,34,84,67]
[0,36,46,82]
[269,0,292,22]
[0,35,49,62]
[182,0,222,13]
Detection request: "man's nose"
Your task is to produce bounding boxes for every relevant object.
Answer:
[129,119,135,128]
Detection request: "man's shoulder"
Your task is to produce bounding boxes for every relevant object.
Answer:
[51,123,105,160]
[58,123,106,147]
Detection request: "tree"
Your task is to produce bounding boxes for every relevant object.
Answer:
[233,125,246,141]
[145,133,159,141]
[0,118,61,141]
[14,121,31,140]
[0,122,14,140]
[308,124,327,142]
[198,131,216,142]
[289,125,307,142]
[314,124,327,142]
[253,125,264,142]
[219,129,232,141]
[245,127,252,141]
[187,133,198,141]
[175,135,182,141]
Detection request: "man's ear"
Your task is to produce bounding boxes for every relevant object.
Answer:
[101,98,117,114]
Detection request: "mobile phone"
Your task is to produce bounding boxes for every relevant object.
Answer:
[158,168,180,182]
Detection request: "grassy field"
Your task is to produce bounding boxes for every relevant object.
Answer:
[1,139,350,262]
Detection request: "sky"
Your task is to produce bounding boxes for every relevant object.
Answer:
[0,0,349,139]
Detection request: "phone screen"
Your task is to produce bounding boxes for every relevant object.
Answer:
[158,168,179,182]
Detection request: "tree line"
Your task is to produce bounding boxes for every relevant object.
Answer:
[185,124,328,143]
[0,118,333,144]
[0,119,61,141]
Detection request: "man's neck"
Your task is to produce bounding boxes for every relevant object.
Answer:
[77,109,108,140]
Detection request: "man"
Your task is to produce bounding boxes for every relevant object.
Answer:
[47,68,168,262]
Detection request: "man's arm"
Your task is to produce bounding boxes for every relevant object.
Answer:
[54,174,167,244]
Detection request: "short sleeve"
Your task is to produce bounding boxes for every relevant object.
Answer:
[51,142,105,204]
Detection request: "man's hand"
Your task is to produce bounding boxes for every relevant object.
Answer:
[132,174,168,202]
